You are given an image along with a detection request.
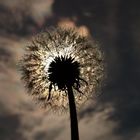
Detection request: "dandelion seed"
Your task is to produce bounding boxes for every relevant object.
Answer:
[20,27,104,112]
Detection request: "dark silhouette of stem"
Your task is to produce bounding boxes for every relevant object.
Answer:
[67,86,79,140]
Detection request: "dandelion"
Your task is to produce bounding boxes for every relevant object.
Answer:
[19,27,104,140]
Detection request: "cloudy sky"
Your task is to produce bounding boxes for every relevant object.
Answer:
[0,0,140,140]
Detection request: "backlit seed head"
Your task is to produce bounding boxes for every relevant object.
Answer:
[19,27,105,112]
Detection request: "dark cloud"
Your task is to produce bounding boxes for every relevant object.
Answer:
[0,104,25,140]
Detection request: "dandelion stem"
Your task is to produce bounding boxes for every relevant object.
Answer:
[67,86,79,140]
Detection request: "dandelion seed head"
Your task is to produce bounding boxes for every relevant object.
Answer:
[20,27,105,112]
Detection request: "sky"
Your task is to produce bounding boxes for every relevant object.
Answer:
[0,0,140,140]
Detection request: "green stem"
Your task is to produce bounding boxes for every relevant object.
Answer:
[67,86,79,140]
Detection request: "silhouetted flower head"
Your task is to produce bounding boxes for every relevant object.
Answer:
[20,27,104,112]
